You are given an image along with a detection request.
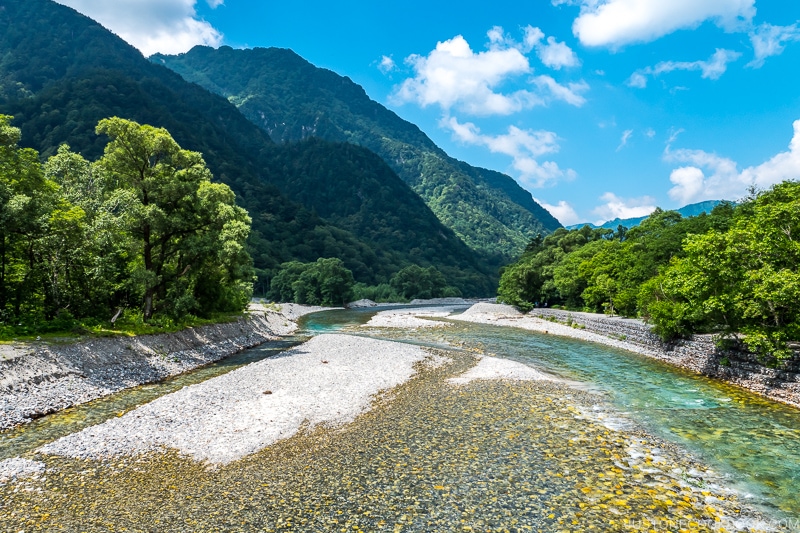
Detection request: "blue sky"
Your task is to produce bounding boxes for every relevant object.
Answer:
[56,0,800,225]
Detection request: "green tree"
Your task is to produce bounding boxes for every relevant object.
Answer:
[269,258,355,306]
[390,265,453,300]
[643,183,800,361]
[294,257,355,306]
[95,117,253,320]
[0,115,59,321]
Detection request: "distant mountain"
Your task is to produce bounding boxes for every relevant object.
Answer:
[0,0,494,295]
[152,46,562,262]
[566,201,725,231]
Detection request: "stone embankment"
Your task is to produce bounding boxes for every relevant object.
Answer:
[530,308,800,408]
[0,303,329,431]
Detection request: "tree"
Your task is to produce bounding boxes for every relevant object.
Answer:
[642,182,800,361]
[390,265,450,300]
[0,115,59,321]
[95,117,253,320]
[269,258,355,306]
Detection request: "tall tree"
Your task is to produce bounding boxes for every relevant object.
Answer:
[95,117,253,320]
[0,115,58,320]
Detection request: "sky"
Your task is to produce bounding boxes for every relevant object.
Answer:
[55,0,800,225]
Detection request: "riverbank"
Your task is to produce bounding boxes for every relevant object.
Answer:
[4,329,784,531]
[451,303,800,409]
[0,303,331,431]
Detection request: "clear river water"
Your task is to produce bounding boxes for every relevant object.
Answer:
[1,305,799,532]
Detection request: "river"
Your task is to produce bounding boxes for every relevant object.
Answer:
[1,305,799,532]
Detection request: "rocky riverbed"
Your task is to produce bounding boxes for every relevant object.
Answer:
[452,303,800,409]
[0,303,330,431]
[1,328,785,531]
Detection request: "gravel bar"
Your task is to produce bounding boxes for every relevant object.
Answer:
[39,334,440,464]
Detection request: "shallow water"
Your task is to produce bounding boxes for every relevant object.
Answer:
[0,350,781,532]
[1,307,800,531]
[0,338,304,461]
[306,309,800,518]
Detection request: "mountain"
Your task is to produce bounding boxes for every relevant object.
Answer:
[151,46,562,262]
[566,201,725,231]
[0,0,494,295]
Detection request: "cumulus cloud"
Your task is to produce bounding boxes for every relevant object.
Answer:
[617,129,633,151]
[537,199,581,225]
[392,27,588,115]
[523,26,581,70]
[592,193,657,224]
[747,23,800,68]
[446,117,576,188]
[664,119,800,203]
[378,55,396,74]
[628,48,741,88]
[55,0,223,56]
[571,0,755,48]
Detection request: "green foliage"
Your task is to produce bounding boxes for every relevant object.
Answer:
[94,117,254,319]
[152,46,562,262]
[389,265,460,300]
[351,283,403,303]
[0,0,497,297]
[0,115,254,335]
[501,185,800,361]
[640,182,800,361]
[269,258,354,306]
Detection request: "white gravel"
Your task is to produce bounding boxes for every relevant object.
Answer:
[38,334,437,465]
[362,306,462,329]
[0,458,45,484]
[448,355,557,385]
[452,303,664,357]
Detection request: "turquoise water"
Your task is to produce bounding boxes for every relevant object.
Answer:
[2,306,799,525]
[304,308,800,517]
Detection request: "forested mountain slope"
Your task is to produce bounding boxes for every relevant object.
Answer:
[0,0,494,294]
[152,45,562,262]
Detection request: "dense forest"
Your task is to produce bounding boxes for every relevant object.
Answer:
[499,183,800,363]
[153,45,562,263]
[0,0,499,299]
[0,115,253,334]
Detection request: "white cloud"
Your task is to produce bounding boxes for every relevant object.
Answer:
[572,0,755,48]
[629,48,741,88]
[617,129,633,151]
[747,23,800,68]
[378,55,396,74]
[392,28,588,115]
[55,0,223,56]
[645,128,656,138]
[446,117,576,188]
[664,119,800,203]
[626,72,648,88]
[393,34,535,115]
[592,192,657,224]
[206,0,224,7]
[537,199,581,225]
[523,26,581,70]
[533,76,589,106]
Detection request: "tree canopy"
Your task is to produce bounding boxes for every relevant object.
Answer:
[498,189,800,363]
[0,115,253,334]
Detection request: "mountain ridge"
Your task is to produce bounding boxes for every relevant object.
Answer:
[152,45,562,261]
[566,200,725,230]
[0,0,494,295]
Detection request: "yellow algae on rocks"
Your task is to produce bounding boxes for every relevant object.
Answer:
[0,346,782,532]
